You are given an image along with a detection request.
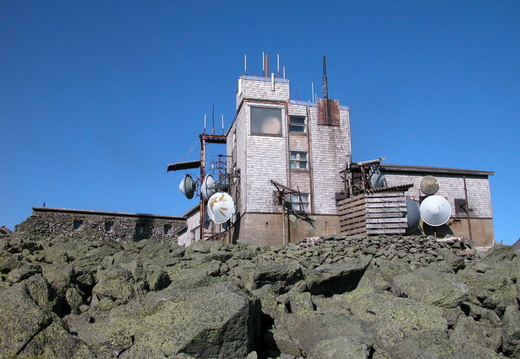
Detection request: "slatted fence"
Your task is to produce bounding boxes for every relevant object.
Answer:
[338,192,408,236]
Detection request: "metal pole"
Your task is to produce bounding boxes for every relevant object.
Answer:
[463,177,473,242]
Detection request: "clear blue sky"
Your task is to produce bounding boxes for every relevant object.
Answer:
[1,1,519,245]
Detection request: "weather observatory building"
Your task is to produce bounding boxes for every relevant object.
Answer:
[223,59,350,245]
[172,55,495,248]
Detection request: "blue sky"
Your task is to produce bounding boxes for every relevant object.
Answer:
[1,1,519,245]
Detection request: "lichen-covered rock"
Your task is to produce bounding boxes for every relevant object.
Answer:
[304,257,370,296]
[502,305,520,358]
[0,229,518,358]
[66,281,260,358]
[0,281,54,356]
[392,266,470,308]
[339,290,448,348]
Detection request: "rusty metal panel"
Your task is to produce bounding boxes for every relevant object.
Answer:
[318,98,340,126]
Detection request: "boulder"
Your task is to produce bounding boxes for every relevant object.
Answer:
[304,257,370,296]
[392,267,469,308]
[502,305,520,358]
[66,281,260,358]
[0,281,54,356]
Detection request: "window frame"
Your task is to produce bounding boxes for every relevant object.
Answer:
[249,106,283,137]
[289,115,307,133]
[289,193,310,212]
[290,151,309,170]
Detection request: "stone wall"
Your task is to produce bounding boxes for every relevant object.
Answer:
[15,207,185,242]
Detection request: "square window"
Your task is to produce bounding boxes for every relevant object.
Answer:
[105,221,113,232]
[289,193,310,212]
[73,219,83,230]
[250,107,283,136]
[290,151,308,169]
[290,116,306,133]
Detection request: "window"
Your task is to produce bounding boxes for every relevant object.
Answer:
[163,224,171,235]
[290,116,306,133]
[73,219,83,230]
[104,221,113,232]
[290,151,308,169]
[250,107,282,136]
[454,198,468,216]
[290,193,310,212]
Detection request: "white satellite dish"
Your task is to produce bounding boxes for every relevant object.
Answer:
[178,174,196,199]
[405,197,421,234]
[200,174,216,198]
[420,195,451,227]
[207,192,235,224]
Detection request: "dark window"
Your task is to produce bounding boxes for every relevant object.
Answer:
[163,224,171,235]
[290,116,306,133]
[73,219,83,229]
[454,198,468,215]
[250,107,283,136]
[290,151,308,169]
[105,221,113,232]
[136,223,145,235]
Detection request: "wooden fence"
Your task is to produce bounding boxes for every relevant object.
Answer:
[338,192,408,236]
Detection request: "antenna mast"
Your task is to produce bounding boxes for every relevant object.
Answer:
[323,56,329,99]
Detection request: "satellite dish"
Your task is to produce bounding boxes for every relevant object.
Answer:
[201,174,216,198]
[178,174,196,199]
[420,195,451,227]
[420,176,439,195]
[405,197,421,234]
[207,192,235,224]
[369,168,387,189]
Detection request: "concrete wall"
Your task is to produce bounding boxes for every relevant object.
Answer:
[234,212,340,246]
[16,207,185,242]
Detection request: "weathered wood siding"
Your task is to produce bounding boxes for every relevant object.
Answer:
[338,192,407,236]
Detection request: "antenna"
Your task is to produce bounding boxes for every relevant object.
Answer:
[264,53,269,77]
[277,54,280,77]
[420,176,439,195]
[203,114,207,134]
[178,174,196,199]
[221,114,224,133]
[212,105,215,135]
[201,174,216,198]
[323,56,329,99]
[207,192,235,224]
[311,82,315,102]
[420,195,451,226]
[405,197,421,234]
[244,54,247,75]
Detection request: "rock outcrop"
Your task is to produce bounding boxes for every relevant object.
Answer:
[0,230,518,359]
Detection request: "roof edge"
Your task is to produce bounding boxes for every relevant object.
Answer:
[380,164,494,177]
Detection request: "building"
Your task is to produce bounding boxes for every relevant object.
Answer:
[225,73,351,246]
[380,164,495,248]
[177,58,495,248]
[16,207,185,242]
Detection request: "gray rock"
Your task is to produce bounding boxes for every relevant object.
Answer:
[66,281,260,358]
[305,257,370,296]
[502,305,520,358]
[0,282,53,356]
[392,267,469,308]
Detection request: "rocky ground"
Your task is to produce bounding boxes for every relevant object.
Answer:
[0,228,519,359]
